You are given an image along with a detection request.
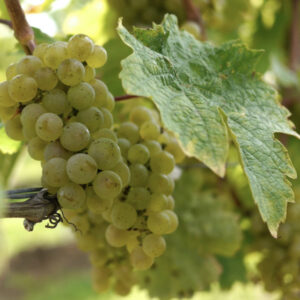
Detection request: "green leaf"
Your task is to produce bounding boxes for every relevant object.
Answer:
[0,125,21,154]
[32,27,56,44]
[117,14,299,237]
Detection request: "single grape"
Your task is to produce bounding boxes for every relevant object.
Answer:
[20,103,46,130]
[92,267,111,293]
[33,67,58,91]
[105,92,115,112]
[164,210,179,234]
[86,45,107,68]
[0,105,18,122]
[105,224,129,247]
[130,106,153,126]
[142,234,166,258]
[69,214,90,234]
[111,161,131,186]
[83,65,95,82]
[127,187,151,210]
[165,138,185,163]
[117,122,139,144]
[5,115,24,140]
[57,58,85,86]
[42,89,69,114]
[140,120,160,140]
[67,34,94,61]
[130,246,153,270]
[42,157,69,187]
[100,108,113,129]
[166,195,175,210]
[67,82,95,110]
[89,79,109,108]
[147,211,171,235]
[27,137,47,161]
[92,128,117,142]
[16,55,43,77]
[33,43,48,61]
[0,81,17,107]
[148,173,174,195]
[6,63,18,80]
[118,138,131,158]
[147,193,168,212]
[77,107,104,132]
[126,234,139,253]
[129,164,148,187]
[86,186,113,214]
[114,279,131,296]
[44,141,71,161]
[150,150,175,174]
[35,113,63,142]
[128,143,150,164]
[43,41,69,69]
[143,140,162,156]
[111,202,137,230]
[57,182,86,209]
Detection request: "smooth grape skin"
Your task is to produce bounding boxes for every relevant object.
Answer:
[111,202,137,230]
[89,79,109,108]
[148,173,174,195]
[150,150,175,174]
[57,182,86,209]
[44,141,71,161]
[5,115,24,141]
[165,138,185,163]
[0,105,18,122]
[127,187,151,210]
[92,128,117,142]
[27,137,47,161]
[35,113,63,142]
[57,58,85,86]
[118,138,131,158]
[140,120,160,140]
[164,210,179,234]
[66,153,98,184]
[142,234,166,258]
[117,122,140,144]
[67,82,95,110]
[0,81,17,107]
[129,164,149,187]
[111,161,131,186]
[86,186,113,214]
[92,267,111,293]
[143,140,161,156]
[127,143,150,165]
[33,67,58,91]
[6,63,18,80]
[147,211,171,235]
[60,122,90,152]
[147,193,169,212]
[130,246,154,270]
[43,41,69,69]
[42,89,69,114]
[130,106,153,126]
[42,157,69,187]
[77,107,104,133]
[16,55,43,77]
[67,34,94,61]
[86,45,107,68]
[105,224,129,247]
[100,108,113,129]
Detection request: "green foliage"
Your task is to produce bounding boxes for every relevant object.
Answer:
[117,14,299,237]
[0,125,21,154]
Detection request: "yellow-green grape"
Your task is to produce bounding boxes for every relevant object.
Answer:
[92,267,111,293]
[147,193,168,212]
[77,107,104,132]
[140,120,160,140]
[6,63,18,80]
[0,81,17,107]
[164,210,179,234]
[43,41,69,69]
[150,150,175,174]
[67,82,95,110]
[142,234,166,258]
[118,138,131,158]
[148,173,174,195]
[130,246,154,270]
[0,105,18,122]
[111,161,131,186]
[57,58,85,86]
[33,67,58,91]
[143,140,162,156]
[8,74,37,103]
[105,92,115,112]
[86,45,107,68]
[165,138,185,163]
[100,108,113,129]
[4,115,24,140]
[83,65,95,82]
[44,141,71,161]
[57,182,86,209]
[88,138,121,170]
[128,144,150,164]
[66,153,98,184]
[67,34,94,61]
[147,211,171,235]
[102,206,113,222]
[86,186,113,214]
[35,113,63,142]
[92,128,117,142]
[117,122,140,144]
[166,195,175,210]
[33,43,48,61]
[129,164,149,187]
[181,21,202,40]
[16,55,43,77]
[127,187,151,210]
[126,234,139,253]
[27,137,47,161]
[89,248,108,267]
[158,131,172,144]
[69,214,90,234]
[111,202,137,230]
[42,157,69,187]
[93,170,122,199]
[60,122,90,152]
[130,106,153,126]
[105,224,129,247]
[114,279,132,296]
[90,79,109,108]
[42,89,69,114]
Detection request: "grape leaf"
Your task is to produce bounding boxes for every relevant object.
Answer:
[117,14,299,237]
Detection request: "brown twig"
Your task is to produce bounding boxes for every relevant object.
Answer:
[4,0,35,54]
[114,94,139,101]
[0,18,13,29]
[181,0,207,40]
[289,0,300,71]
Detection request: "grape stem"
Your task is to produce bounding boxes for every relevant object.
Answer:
[4,0,35,54]
[289,0,300,71]
[181,0,207,40]
[114,94,139,101]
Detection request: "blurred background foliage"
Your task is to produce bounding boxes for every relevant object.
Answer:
[0,0,299,299]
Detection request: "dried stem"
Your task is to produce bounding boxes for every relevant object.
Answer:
[289,0,300,71]
[114,94,139,101]
[4,0,35,54]
[0,18,13,29]
[182,0,207,40]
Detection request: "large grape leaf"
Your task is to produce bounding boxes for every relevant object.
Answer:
[117,14,300,237]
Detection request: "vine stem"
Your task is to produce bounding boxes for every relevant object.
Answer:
[4,0,35,54]
[114,94,139,101]
[289,0,299,71]
[0,18,13,29]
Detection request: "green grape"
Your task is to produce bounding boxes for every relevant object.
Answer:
[166,195,175,210]
[147,193,168,212]
[69,214,90,234]
[92,267,111,293]
[5,115,24,140]
[158,131,172,144]
[60,122,90,151]
[0,81,17,107]
[86,45,107,68]
[126,234,139,253]
[147,211,171,235]
[111,202,137,230]
[35,113,63,142]
[117,122,140,144]
[90,249,108,267]
[111,161,131,186]
[148,173,174,195]
[102,206,113,223]
[42,89,69,114]
[93,170,122,199]
[165,138,185,163]
[89,79,108,108]
[57,182,86,209]
[181,21,202,39]
[8,74,37,103]
[42,157,69,187]
[6,63,18,80]
[105,224,129,247]
[129,164,148,187]
[105,92,115,112]
[66,153,98,184]
[77,107,104,132]
[143,140,162,156]
[83,65,95,82]
[44,141,71,161]
[128,143,150,164]
[0,105,18,122]
[27,137,47,161]
[150,150,175,174]
[33,43,48,61]
[118,138,131,158]
[164,210,178,234]
[114,279,131,296]
[140,120,160,140]
[130,246,153,270]
[43,41,69,69]
[100,108,113,129]
[92,128,117,142]
[127,187,151,210]
[86,186,113,214]
[142,234,166,258]
[129,106,153,126]
[67,82,95,110]
[16,55,43,77]
[57,58,85,86]
[33,67,58,91]
[67,34,94,61]
[88,138,121,170]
